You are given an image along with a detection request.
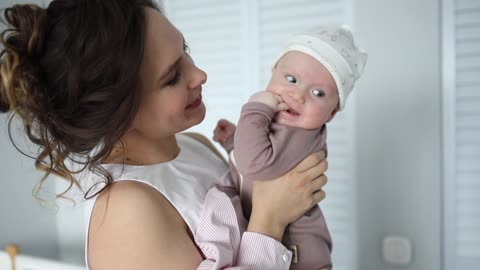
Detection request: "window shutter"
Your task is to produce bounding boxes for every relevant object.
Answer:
[165,0,248,134]
[167,1,356,269]
[443,0,480,269]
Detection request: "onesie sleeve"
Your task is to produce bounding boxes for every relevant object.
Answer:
[233,102,327,180]
[233,102,284,180]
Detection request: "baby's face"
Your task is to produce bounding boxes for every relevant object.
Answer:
[267,51,339,129]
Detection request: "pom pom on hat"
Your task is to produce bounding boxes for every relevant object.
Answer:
[272,25,367,111]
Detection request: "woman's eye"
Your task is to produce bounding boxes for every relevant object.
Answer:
[285,75,297,83]
[312,89,325,97]
[167,72,181,86]
[184,42,190,54]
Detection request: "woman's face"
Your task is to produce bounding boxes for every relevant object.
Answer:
[131,8,207,140]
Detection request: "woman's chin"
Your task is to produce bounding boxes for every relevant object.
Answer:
[188,102,207,127]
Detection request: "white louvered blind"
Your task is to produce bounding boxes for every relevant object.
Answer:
[164,0,248,135]
[443,0,480,269]
[165,1,356,269]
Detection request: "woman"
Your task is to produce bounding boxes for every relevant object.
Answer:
[0,1,328,269]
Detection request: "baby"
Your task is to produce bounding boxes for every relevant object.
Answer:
[213,25,367,269]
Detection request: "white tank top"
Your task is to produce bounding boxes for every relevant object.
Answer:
[82,134,228,269]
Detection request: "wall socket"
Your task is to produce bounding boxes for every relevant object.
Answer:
[382,236,412,265]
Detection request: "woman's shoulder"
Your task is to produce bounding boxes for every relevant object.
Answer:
[88,180,202,269]
[181,132,226,163]
[89,181,179,240]
[95,180,170,210]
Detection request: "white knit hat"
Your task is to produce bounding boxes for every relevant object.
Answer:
[272,25,367,111]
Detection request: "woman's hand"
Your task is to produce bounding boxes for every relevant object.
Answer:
[247,150,328,241]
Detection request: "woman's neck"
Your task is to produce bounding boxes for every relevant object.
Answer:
[105,131,180,166]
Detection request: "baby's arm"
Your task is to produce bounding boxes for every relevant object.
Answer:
[247,91,288,111]
[212,92,286,154]
[233,91,289,180]
[213,119,236,153]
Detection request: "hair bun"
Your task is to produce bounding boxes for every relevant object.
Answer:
[0,4,47,113]
[3,4,47,58]
[0,96,9,112]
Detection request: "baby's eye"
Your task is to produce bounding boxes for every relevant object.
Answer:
[312,89,325,97]
[285,75,297,84]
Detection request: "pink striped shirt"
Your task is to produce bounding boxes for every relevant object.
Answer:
[195,185,293,270]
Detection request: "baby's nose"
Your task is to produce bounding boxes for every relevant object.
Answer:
[288,91,305,104]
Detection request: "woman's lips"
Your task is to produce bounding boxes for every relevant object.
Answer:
[186,94,202,109]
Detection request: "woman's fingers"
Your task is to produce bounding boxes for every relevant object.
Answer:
[303,159,328,182]
[294,150,326,172]
[312,189,326,206]
[309,173,328,206]
[310,174,327,192]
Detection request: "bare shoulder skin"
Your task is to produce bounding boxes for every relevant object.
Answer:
[88,180,203,270]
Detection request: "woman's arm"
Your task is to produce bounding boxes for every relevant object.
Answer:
[187,133,328,268]
[247,150,328,240]
[195,151,328,270]
[88,181,204,270]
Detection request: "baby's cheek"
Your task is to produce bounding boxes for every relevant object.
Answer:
[266,85,279,95]
[266,82,287,95]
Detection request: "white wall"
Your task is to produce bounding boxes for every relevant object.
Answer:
[0,115,60,261]
[354,0,442,269]
[0,0,60,261]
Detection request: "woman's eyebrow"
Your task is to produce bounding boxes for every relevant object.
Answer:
[155,36,186,86]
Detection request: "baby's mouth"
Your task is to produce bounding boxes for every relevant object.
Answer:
[286,108,300,116]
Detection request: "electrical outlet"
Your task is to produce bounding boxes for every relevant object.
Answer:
[382,236,412,265]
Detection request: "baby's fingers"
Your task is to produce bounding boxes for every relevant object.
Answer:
[213,127,225,142]
[217,119,231,127]
[275,102,289,112]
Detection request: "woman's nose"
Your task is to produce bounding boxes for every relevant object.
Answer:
[188,64,207,89]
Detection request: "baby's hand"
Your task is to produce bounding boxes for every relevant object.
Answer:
[213,119,236,152]
[248,91,288,112]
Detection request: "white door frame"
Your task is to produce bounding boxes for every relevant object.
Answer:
[441,0,456,269]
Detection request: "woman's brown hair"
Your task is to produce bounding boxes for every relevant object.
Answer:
[0,0,160,199]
